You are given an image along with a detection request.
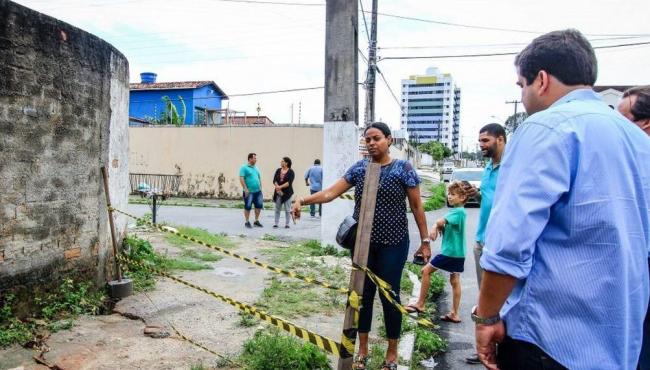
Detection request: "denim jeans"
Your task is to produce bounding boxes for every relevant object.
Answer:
[357,237,409,339]
[243,191,263,211]
[309,189,322,216]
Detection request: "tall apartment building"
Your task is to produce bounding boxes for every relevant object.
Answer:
[400,67,461,154]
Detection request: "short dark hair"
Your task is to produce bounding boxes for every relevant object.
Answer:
[314,159,321,165]
[515,29,597,86]
[282,156,292,168]
[623,85,650,121]
[364,121,392,138]
[480,123,507,143]
[248,153,256,160]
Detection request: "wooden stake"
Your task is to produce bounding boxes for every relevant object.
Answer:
[101,166,123,281]
[337,162,380,370]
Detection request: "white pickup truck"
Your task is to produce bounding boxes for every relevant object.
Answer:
[441,161,455,182]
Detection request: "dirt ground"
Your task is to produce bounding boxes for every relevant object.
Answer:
[0,230,384,370]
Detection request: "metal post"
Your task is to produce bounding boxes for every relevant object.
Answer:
[100,166,123,281]
[152,194,157,224]
[364,0,379,126]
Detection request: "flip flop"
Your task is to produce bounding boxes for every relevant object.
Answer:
[404,304,424,314]
[440,314,461,323]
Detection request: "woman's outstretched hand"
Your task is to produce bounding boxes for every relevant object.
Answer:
[291,199,302,220]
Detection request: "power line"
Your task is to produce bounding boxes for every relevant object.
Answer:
[130,86,324,104]
[359,0,371,43]
[371,11,650,38]
[378,35,650,50]
[376,68,401,108]
[380,40,650,60]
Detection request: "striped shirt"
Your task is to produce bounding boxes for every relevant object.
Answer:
[481,89,650,370]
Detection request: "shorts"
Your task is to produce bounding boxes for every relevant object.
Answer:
[430,254,465,273]
[243,191,263,210]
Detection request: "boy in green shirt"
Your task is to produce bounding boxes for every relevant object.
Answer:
[406,181,469,323]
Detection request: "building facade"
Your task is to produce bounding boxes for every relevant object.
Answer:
[400,67,461,154]
[594,85,633,109]
[129,73,229,125]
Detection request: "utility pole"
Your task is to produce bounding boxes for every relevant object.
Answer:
[298,102,302,124]
[324,1,360,368]
[291,103,294,124]
[505,100,521,132]
[364,0,379,126]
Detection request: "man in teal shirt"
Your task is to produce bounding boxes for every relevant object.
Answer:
[239,153,263,228]
[466,123,506,365]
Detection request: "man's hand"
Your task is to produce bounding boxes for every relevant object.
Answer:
[243,189,249,197]
[475,321,505,370]
[463,183,479,199]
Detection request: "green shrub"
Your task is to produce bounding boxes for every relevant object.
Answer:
[240,329,330,370]
[413,327,448,361]
[36,278,105,321]
[0,295,33,347]
[423,184,447,211]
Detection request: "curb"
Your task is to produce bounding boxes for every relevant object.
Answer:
[397,270,421,369]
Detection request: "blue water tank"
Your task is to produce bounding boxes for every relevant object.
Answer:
[140,72,157,84]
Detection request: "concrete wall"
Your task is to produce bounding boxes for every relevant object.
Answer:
[0,0,129,292]
[129,125,324,199]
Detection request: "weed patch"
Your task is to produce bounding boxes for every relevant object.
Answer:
[423,184,447,211]
[164,226,234,248]
[240,329,330,370]
[256,278,344,318]
[238,313,257,328]
[413,326,448,364]
[261,234,279,241]
[122,236,212,291]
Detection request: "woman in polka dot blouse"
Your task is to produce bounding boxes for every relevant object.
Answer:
[292,122,431,370]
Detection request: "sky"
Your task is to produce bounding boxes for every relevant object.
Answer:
[14,0,650,152]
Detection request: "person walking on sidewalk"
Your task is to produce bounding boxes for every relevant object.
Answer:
[464,123,507,365]
[291,122,431,370]
[617,85,650,370]
[272,157,295,229]
[406,181,469,324]
[474,29,650,370]
[304,158,323,217]
[239,153,263,228]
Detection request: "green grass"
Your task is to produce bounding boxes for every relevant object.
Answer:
[164,226,234,248]
[261,233,279,241]
[180,248,224,262]
[423,184,447,211]
[256,278,344,318]
[255,240,351,318]
[367,343,388,370]
[238,313,257,327]
[413,326,448,364]
[1,280,106,348]
[122,236,212,291]
[239,329,330,370]
[404,263,446,300]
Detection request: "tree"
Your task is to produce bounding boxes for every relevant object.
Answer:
[418,141,453,161]
[160,95,186,126]
[504,112,528,134]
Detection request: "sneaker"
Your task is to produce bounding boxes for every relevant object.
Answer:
[465,354,481,364]
[245,221,252,229]
[253,221,263,227]
[273,225,278,228]
[285,225,290,229]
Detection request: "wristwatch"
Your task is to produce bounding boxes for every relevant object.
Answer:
[421,238,431,244]
[471,305,501,325]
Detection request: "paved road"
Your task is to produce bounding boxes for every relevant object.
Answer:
[126,202,480,369]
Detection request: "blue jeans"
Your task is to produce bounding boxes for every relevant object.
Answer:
[243,191,263,211]
[310,189,322,216]
[639,258,650,370]
[357,237,409,339]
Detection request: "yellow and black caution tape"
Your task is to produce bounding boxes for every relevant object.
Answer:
[338,193,354,200]
[112,206,437,329]
[111,207,349,293]
[117,254,343,356]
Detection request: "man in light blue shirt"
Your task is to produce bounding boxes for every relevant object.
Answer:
[304,159,323,217]
[474,29,650,370]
